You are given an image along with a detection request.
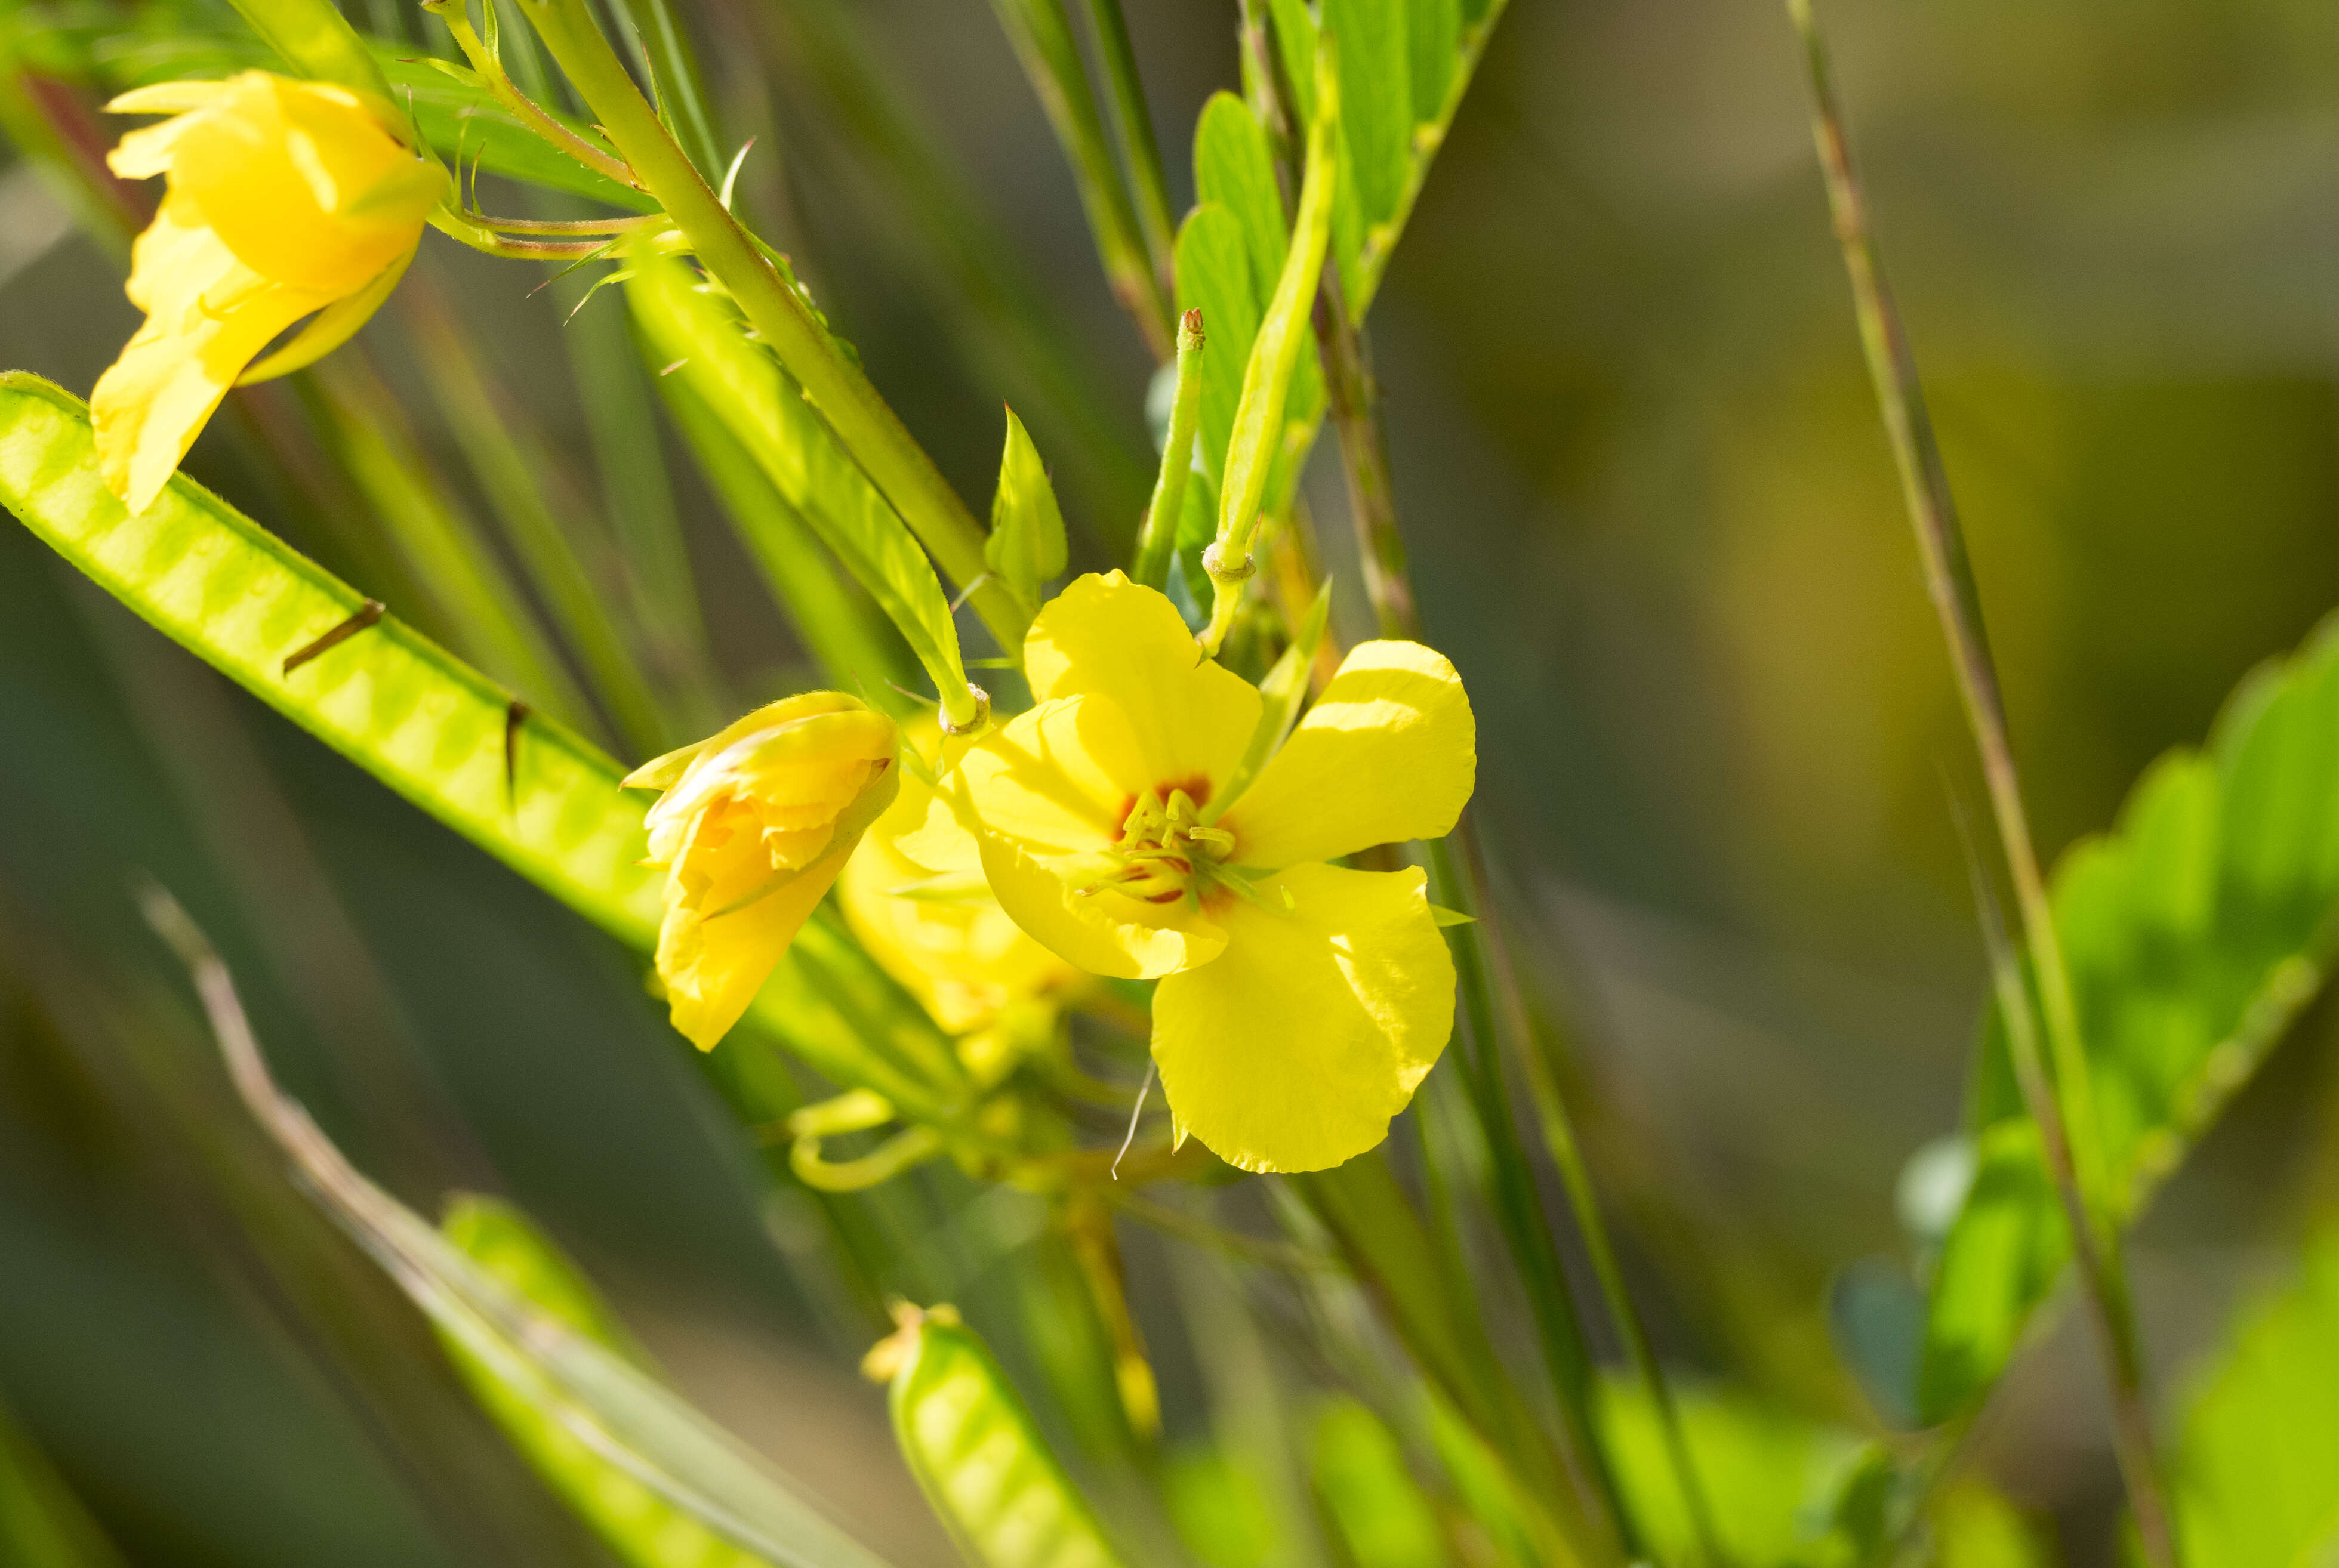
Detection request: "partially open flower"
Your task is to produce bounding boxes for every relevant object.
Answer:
[839,723,1077,1035]
[94,72,441,513]
[946,572,1477,1174]
[625,694,899,1049]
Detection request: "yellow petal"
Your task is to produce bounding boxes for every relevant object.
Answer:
[106,81,240,116]
[1151,863,1454,1173]
[660,838,852,1050]
[238,245,413,385]
[839,766,1075,1032]
[1024,572,1259,802]
[171,73,434,293]
[954,695,1137,851]
[108,113,205,180]
[975,828,1225,980]
[92,192,338,513]
[1220,640,1475,871]
[649,706,895,832]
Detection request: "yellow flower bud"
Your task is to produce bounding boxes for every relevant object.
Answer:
[625,693,901,1049]
[93,72,442,513]
[839,723,1077,1035]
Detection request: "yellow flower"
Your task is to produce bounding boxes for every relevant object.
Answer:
[625,693,901,1049]
[839,724,1078,1035]
[94,72,441,513]
[948,572,1475,1172]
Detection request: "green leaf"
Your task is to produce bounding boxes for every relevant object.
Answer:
[1194,92,1287,311]
[1188,93,1326,510]
[654,366,919,712]
[1407,0,1460,125]
[1323,0,1409,229]
[1598,1377,1862,1568]
[985,406,1068,613]
[0,372,959,1120]
[882,1310,1127,1568]
[2167,1223,2339,1566]
[1173,203,1261,487]
[1921,613,2339,1421]
[624,249,973,714]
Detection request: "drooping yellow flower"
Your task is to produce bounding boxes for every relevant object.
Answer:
[625,693,900,1049]
[947,572,1475,1173]
[94,72,441,513]
[839,724,1077,1035]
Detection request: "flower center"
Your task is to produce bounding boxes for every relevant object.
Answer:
[1089,777,1234,906]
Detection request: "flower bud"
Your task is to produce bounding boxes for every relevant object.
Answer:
[625,693,899,1048]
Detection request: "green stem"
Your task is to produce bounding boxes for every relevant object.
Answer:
[1427,839,1640,1557]
[1309,255,1416,640]
[1783,2,2175,1559]
[609,0,725,180]
[986,0,1173,357]
[1132,309,1205,589]
[1469,831,1729,1566]
[519,0,1025,705]
[1073,0,1176,289]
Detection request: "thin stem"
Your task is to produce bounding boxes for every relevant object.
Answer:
[1783,2,2176,1558]
[1428,839,1640,1556]
[1309,256,1417,640]
[986,0,1173,357]
[519,0,1027,699]
[1074,0,1176,287]
[1132,309,1205,589]
[467,211,671,234]
[609,0,726,180]
[1472,829,1728,1566]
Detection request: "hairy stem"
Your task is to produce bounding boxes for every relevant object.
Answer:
[1783,1,2175,1557]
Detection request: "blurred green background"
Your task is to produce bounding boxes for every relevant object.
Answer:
[6,0,2339,1559]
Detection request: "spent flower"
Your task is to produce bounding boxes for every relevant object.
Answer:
[946,573,1475,1172]
[94,72,440,513]
[625,693,899,1048]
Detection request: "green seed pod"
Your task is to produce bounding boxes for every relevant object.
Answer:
[871,1305,1124,1568]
